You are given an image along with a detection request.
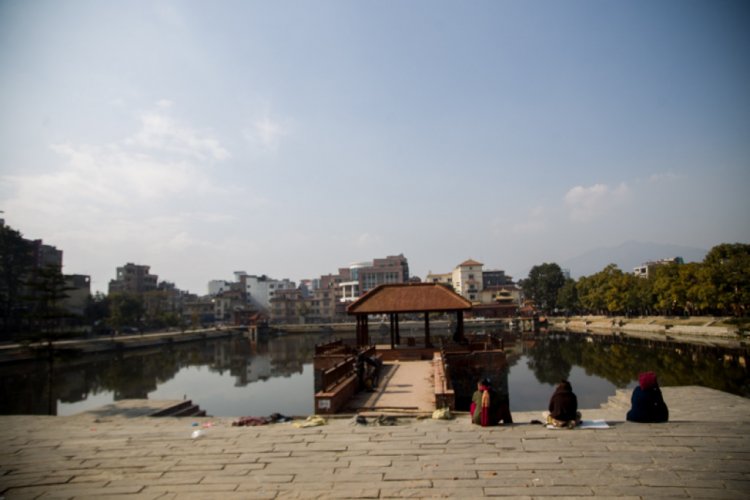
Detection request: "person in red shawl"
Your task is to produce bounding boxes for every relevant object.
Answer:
[470,378,513,426]
[626,371,669,423]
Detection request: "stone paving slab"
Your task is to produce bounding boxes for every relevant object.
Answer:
[1,386,749,499]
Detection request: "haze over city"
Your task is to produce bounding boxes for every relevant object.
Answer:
[1,0,748,294]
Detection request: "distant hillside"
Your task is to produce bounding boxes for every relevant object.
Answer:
[559,241,708,279]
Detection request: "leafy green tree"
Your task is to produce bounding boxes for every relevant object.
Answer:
[0,224,35,339]
[108,293,144,333]
[556,278,579,314]
[85,292,110,333]
[703,243,750,316]
[23,265,76,342]
[576,264,619,315]
[520,263,566,314]
[651,263,681,315]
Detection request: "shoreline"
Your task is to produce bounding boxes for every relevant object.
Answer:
[548,315,748,348]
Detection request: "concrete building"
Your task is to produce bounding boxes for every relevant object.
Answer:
[208,280,232,296]
[452,259,484,302]
[633,257,685,279]
[108,263,158,295]
[426,272,453,287]
[360,254,409,294]
[62,274,91,317]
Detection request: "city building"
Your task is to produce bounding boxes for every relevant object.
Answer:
[426,272,453,287]
[268,254,410,324]
[208,280,232,296]
[452,259,484,302]
[234,272,296,309]
[62,274,91,317]
[633,257,685,279]
[108,263,158,295]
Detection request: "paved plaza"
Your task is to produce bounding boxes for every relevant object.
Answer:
[1,386,749,499]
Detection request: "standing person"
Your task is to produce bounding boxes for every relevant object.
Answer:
[626,371,669,423]
[544,380,581,428]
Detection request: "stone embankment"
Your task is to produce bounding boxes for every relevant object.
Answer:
[550,316,746,346]
[0,328,241,364]
[1,386,749,499]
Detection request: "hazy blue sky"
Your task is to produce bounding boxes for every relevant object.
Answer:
[1,0,748,294]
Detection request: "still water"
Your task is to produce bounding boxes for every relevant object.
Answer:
[1,329,747,417]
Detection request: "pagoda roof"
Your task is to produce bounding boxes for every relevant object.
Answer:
[347,283,472,315]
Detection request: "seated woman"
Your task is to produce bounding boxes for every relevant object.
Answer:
[544,380,581,428]
[470,378,513,426]
[626,371,669,423]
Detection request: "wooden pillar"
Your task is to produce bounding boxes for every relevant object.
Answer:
[363,316,369,346]
[389,313,395,349]
[457,310,464,342]
[395,313,401,345]
[356,315,363,347]
[424,313,432,348]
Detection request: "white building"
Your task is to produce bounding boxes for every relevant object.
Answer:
[452,259,484,302]
[242,274,296,309]
[208,280,232,296]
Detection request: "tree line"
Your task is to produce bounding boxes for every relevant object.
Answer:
[519,243,750,318]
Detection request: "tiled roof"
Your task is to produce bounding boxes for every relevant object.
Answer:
[347,283,472,315]
[458,259,483,267]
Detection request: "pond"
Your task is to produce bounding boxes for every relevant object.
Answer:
[0,329,747,417]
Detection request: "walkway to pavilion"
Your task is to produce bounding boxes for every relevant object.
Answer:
[344,360,435,414]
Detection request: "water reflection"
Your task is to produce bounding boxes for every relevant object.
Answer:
[0,330,747,416]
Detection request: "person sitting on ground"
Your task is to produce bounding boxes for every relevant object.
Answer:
[626,371,669,423]
[470,379,489,426]
[544,380,581,428]
[470,378,512,426]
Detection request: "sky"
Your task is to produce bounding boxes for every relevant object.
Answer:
[1,0,748,295]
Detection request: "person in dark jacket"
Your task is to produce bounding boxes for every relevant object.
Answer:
[545,380,581,428]
[626,371,669,423]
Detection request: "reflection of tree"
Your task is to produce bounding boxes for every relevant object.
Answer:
[525,333,750,397]
[525,337,573,384]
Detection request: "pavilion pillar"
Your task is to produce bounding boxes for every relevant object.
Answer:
[356,315,363,347]
[389,314,395,349]
[363,315,369,346]
[395,313,401,345]
[456,310,465,342]
[424,313,432,348]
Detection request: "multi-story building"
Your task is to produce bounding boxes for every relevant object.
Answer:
[62,274,91,317]
[108,263,158,295]
[208,280,232,296]
[452,259,484,302]
[426,272,453,287]
[360,254,409,294]
[633,257,685,279]
[267,254,411,324]
[234,272,296,309]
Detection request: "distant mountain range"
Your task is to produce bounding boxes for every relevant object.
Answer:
[558,241,708,279]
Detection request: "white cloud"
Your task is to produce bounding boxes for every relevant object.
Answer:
[244,116,288,152]
[564,182,630,222]
[1,103,234,274]
[127,108,230,161]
